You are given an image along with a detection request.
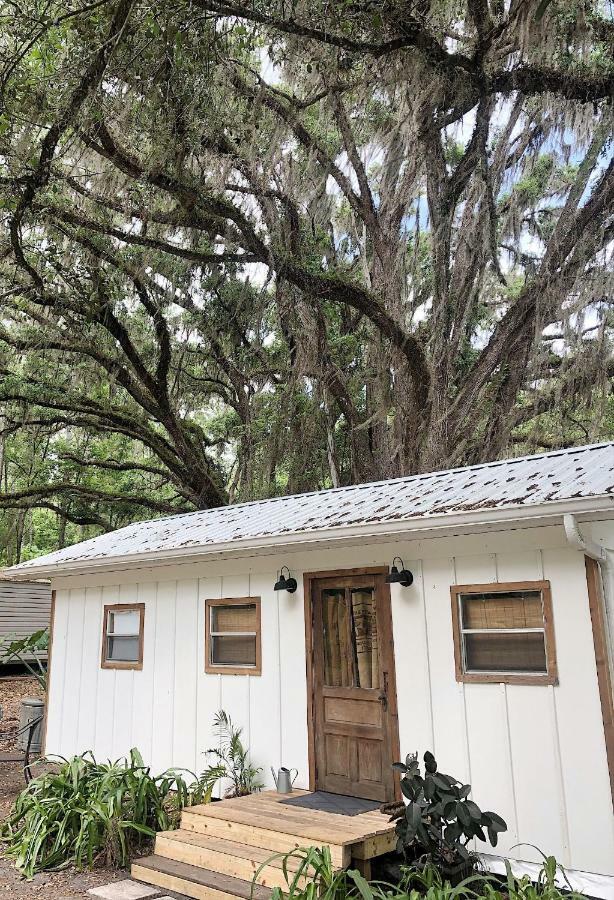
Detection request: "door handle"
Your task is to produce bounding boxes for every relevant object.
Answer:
[379,672,389,710]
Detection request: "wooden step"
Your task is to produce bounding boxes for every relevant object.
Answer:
[181,803,352,868]
[181,809,349,867]
[131,855,272,900]
[154,830,314,890]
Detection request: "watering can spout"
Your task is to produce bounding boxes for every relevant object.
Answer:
[270,766,278,789]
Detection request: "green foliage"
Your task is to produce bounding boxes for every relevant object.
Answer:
[0,628,49,690]
[390,752,507,869]
[256,848,587,900]
[0,0,612,549]
[196,710,263,799]
[0,749,196,877]
[257,845,398,900]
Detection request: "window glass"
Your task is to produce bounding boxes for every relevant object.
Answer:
[461,591,543,630]
[211,635,257,667]
[464,632,547,673]
[108,609,140,635]
[457,586,549,677]
[211,604,258,633]
[208,602,259,670]
[102,605,143,668]
[107,635,140,662]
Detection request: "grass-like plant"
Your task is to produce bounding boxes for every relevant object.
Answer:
[1,748,194,877]
[252,846,588,900]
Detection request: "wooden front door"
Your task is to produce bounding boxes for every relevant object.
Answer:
[308,569,400,802]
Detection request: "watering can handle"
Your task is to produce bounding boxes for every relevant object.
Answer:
[290,768,298,785]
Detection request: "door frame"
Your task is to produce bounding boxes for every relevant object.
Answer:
[303,565,401,798]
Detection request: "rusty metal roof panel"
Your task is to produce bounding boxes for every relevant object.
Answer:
[8,443,614,575]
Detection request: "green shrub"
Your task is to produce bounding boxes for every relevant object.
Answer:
[387,752,507,873]
[1,748,195,877]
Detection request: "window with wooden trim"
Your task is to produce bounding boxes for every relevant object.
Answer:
[205,597,261,675]
[101,604,144,670]
[450,581,557,685]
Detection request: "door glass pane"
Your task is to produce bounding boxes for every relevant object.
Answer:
[322,589,353,687]
[350,589,379,689]
[321,587,379,688]
[464,632,547,673]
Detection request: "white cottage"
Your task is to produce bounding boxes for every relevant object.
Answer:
[5,443,614,898]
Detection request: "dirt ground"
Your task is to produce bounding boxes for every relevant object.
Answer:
[0,676,128,899]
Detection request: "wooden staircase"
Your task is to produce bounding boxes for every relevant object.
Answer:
[132,791,396,900]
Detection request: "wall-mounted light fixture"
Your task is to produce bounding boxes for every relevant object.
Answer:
[385,556,413,587]
[274,565,298,593]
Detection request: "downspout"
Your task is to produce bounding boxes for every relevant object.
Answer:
[563,513,614,675]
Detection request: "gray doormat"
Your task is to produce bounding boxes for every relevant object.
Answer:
[282,791,381,816]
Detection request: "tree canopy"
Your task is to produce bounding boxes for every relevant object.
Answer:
[0,0,613,562]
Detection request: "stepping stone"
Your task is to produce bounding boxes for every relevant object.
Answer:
[88,880,162,900]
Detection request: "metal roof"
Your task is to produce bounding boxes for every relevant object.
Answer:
[6,442,614,577]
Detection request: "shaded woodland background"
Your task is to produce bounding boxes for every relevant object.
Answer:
[0,0,612,564]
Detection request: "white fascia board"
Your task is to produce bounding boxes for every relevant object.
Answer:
[5,495,613,581]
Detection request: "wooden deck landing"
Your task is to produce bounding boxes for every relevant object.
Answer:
[132,790,396,900]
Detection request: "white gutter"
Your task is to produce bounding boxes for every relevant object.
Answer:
[563,514,614,681]
[4,494,613,580]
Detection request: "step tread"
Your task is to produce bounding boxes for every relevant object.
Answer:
[184,804,388,845]
[156,830,308,871]
[132,855,272,900]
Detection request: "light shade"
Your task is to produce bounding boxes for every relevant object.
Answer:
[274,566,298,593]
[385,557,413,588]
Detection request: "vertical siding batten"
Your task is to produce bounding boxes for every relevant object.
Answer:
[60,588,86,756]
[390,559,432,756]
[95,585,119,761]
[130,581,156,764]
[543,548,614,873]
[151,580,176,771]
[112,583,138,758]
[173,579,199,773]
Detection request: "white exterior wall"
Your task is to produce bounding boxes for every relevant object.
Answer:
[46,522,614,881]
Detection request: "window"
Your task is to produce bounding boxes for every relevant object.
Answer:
[205,597,261,675]
[101,604,144,670]
[450,581,557,685]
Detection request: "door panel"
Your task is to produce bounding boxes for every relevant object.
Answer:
[311,571,399,802]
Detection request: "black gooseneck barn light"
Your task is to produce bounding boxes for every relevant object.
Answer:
[385,556,414,587]
[274,565,298,593]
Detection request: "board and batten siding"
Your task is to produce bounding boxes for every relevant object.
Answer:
[45,523,614,879]
[0,579,52,657]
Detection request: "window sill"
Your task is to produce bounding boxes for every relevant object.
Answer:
[205,664,261,676]
[101,660,143,671]
[456,671,558,686]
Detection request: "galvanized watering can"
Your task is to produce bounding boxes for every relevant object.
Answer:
[271,766,298,793]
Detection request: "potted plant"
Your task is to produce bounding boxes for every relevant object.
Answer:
[384,751,507,884]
